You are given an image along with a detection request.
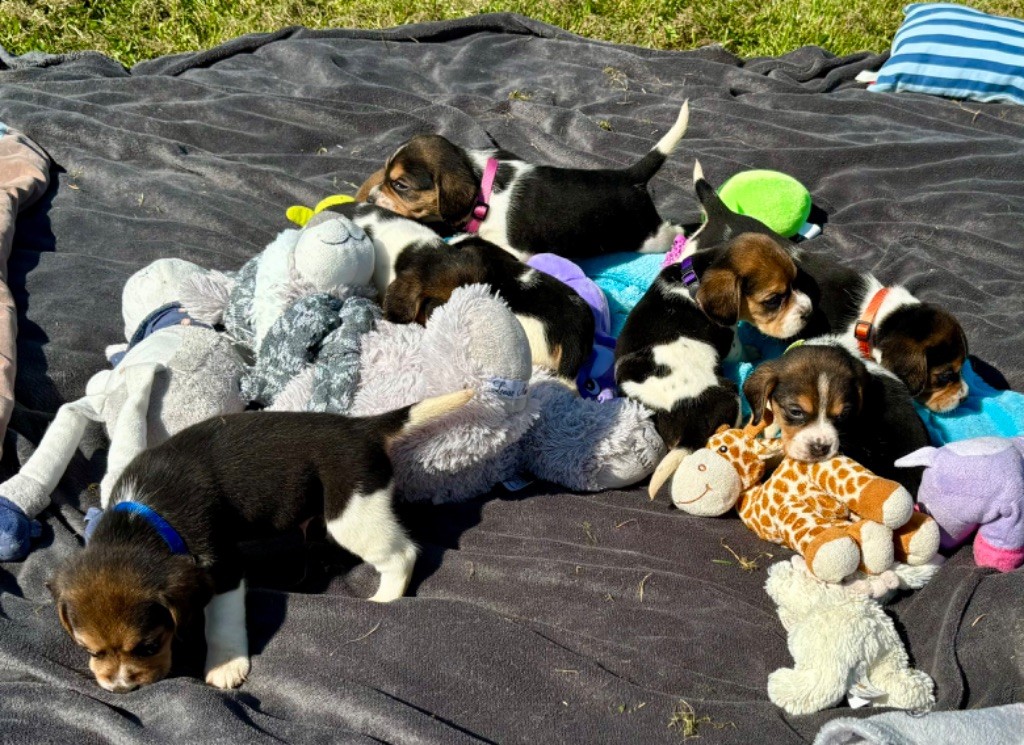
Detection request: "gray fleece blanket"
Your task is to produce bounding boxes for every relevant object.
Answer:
[1,14,1022,744]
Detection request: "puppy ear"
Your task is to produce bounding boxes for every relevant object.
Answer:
[383,275,426,325]
[45,572,76,636]
[696,268,740,326]
[436,166,480,225]
[160,558,212,634]
[356,168,386,202]
[878,336,928,396]
[743,361,779,425]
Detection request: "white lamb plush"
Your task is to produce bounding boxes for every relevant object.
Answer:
[764,557,936,716]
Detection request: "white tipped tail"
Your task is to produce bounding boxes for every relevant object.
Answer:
[692,158,705,185]
[655,99,690,156]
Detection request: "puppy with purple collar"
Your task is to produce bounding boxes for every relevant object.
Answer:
[48,390,471,693]
[354,102,691,259]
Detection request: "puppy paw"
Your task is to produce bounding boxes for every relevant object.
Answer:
[205,655,250,689]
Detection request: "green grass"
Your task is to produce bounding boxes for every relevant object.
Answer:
[2,0,1022,67]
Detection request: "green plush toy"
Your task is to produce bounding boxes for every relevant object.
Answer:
[717,169,816,238]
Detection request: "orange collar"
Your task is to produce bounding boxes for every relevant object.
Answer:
[854,287,889,358]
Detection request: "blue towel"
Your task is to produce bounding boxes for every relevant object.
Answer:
[582,252,1023,442]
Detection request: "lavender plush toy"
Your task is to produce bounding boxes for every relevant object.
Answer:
[896,437,1024,572]
[526,254,617,401]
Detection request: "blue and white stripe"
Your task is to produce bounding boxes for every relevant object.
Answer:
[869,3,1024,105]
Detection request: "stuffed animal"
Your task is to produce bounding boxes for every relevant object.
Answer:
[0,258,248,560]
[658,422,939,582]
[765,556,935,716]
[896,437,1024,572]
[525,253,617,401]
[717,169,819,239]
[276,283,664,503]
[285,194,355,227]
[182,214,379,409]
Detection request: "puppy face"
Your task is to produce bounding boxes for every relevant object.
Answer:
[744,346,870,462]
[358,135,479,225]
[384,245,484,325]
[48,549,210,693]
[877,304,968,413]
[697,233,812,338]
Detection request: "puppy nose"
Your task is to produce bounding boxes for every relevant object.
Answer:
[808,441,832,459]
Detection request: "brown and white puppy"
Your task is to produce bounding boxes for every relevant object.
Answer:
[385,235,595,378]
[743,340,930,490]
[615,207,814,453]
[48,391,471,693]
[356,102,691,259]
[686,161,969,414]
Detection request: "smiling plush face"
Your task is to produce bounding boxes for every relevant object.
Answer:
[670,426,768,516]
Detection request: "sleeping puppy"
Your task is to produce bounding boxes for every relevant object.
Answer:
[615,228,813,453]
[355,102,691,259]
[743,340,930,491]
[684,161,969,414]
[384,235,596,378]
[792,248,969,413]
[47,390,471,693]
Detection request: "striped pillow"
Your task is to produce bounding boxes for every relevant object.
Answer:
[869,3,1024,105]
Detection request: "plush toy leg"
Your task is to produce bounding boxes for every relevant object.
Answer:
[99,363,159,507]
[849,520,895,575]
[768,619,850,716]
[868,648,935,711]
[809,458,913,528]
[801,523,861,583]
[893,512,941,566]
[0,396,103,517]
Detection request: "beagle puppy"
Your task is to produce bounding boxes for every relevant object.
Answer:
[384,235,596,379]
[743,340,930,491]
[48,390,471,692]
[793,248,969,413]
[615,217,814,452]
[356,102,691,259]
[684,161,969,414]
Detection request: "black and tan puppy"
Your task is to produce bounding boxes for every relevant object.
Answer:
[615,162,815,454]
[385,235,596,378]
[743,340,929,490]
[48,390,471,693]
[355,102,691,259]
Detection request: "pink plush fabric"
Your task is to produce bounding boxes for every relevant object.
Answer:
[974,533,1024,572]
[0,126,51,455]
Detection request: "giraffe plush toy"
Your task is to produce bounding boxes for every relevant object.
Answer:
[665,423,940,582]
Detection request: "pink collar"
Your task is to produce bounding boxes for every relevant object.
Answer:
[464,157,499,233]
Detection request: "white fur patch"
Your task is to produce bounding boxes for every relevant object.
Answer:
[516,315,557,371]
[468,152,533,258]
[619,337,720,412]
[324,486,417,602]
[639,221,685,254]
[778,289,813,338]
[787,373,839,461]
[350,210,444,299]
[204,580,250,689]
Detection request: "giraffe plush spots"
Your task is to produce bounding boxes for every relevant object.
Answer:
[666,423,940,582]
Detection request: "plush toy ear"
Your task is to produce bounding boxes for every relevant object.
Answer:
[894,446,939,469]
[695,267,741,326]
[743,362,779,426]
[714,423,732,435]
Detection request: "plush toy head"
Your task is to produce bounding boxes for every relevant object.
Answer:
[668,423,775,516]
[896,437,1024,571]
[121,258,208,340]
[717,170,812,238]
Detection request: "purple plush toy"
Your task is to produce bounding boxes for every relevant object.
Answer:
[526,254,617,401]
[896,437,1024,572]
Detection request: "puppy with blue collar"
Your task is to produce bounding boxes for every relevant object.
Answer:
[47,390,471,692]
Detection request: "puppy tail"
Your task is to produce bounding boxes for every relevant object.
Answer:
[378,389,475,444]
[624,100,689,183]
[692,159,729,219]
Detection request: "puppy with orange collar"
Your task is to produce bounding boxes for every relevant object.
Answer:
[47,390,471,693]
[355,102,691,259]
[743,340,930,490]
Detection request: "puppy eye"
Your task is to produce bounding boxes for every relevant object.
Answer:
[391,180,410,192]
[785,407,806,422]
[761,293,786,311]
[934,370,958,387]
[835,405,853,421]
[84,648,105,659]
[132,641,162,658]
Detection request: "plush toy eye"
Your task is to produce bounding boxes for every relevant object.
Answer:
[718,445,728,453]
[584,379,600,395]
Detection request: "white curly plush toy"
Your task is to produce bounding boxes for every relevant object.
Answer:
[764,556,936,716]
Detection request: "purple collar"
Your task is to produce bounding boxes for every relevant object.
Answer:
[464,158,499,233]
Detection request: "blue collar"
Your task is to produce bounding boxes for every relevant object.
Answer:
[110,303,211,367]
[111,501,189,555]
